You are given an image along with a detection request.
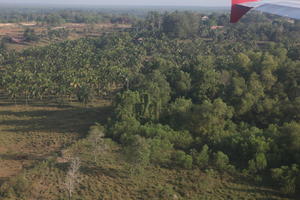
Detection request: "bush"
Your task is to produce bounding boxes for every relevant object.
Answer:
[248,153,268,173]
[123,135,150,175]
[23,28,39,42]
[271,164,299,195]
[111,117,140,141]
[0,175,31,199]
[76,85,95,105]
[149,138,173,165]
[192,145,210,169]
[172,150,193,169]
[214,151,234,172]
[139,123,193,149]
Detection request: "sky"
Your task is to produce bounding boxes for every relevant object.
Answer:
[0,0,230,7]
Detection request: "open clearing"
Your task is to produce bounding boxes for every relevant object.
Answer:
[0,22,131,51]
[0,22,130,37]
[0,95,112,184]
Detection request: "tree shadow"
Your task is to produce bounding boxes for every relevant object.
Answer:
[0,105,112,136]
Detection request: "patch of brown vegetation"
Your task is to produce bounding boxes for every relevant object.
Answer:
[0,97,112,184]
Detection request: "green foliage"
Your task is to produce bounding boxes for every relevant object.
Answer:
[162,11,200,38]
[123,135,150,174]
[167,68,191,98]
[248,153,268,173]
[172,150,193,169]
[189,98,234,145]
[23,28,39,42]
[149,138,173,165]
[164,97,193,129]
[281,122,300,154]
[139,123,193,150]
[271,165,300,194]
[190,57,221,103]
[192,144,210,169]
[0,175,31,199]
[214,151,234,172]
[76,85,95,105]
[112,118,141,141]
[48,28,69,40]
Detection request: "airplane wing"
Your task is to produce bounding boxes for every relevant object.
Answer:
[231,0,300,23]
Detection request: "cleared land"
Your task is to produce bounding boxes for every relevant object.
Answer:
[0,94,112,185]
[0,22,131,51]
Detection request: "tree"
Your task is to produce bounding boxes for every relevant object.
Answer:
[76,85,94,106]
[88,124,107,163]
[189,98,234,145]
[280,122,300,164]
[193,144,210,169]
[271,165,299,195]
[149,138,173,165]
[248,153,267,173]
[23,28,39,42]
[214,151,230,171]
[167,69,191,98]
[162,12,199,38]
[64,157,81,200]
[172,150,193,169]
[165,97,193,130]
[123,135,150,175]
[190,57,221,103]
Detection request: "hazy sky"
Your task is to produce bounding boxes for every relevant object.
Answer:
[0,0,230,6]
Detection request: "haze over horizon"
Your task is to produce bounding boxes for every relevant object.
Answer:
[0,0,230,7]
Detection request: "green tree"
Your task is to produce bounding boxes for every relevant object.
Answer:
[23,28,39,42]
[248,153,267,173]
[271,165,299,194]
[190,98,234,145]
[76,85,94,106]
[123,135,150,175]
[149,138,173,165]
[172,150,193,169]
[214,151,231,171]
[193,144,210,169]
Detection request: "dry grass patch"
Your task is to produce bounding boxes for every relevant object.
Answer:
[0,99,112,183]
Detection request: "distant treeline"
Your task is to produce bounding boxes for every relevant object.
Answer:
[0,8,138,25]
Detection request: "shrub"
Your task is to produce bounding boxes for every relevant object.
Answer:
[123,135,150,175]
[139,123,193,149]
[23,28,39,42]
[172,150,193,169]
[149,138,173,165]
[248,153,268,173]
[76,85,95,105]
[0,175,31,199]
[271,164,299,195]
[193,145,210,169]
[214,151,235,172]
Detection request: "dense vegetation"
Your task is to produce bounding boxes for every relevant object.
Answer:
[0,8,137,25]
[0,10,300,199]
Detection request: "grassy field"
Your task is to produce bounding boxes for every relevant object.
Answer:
[0,95,112,184]
[0,95,297,199]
